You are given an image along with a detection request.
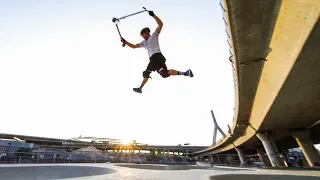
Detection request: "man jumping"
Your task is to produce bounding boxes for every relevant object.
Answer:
[121,10,194,94]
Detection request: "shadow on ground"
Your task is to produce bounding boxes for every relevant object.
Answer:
[0,165,116,180]
[261,167,320,171]
[115,164,205,170]
[115,164,256,171]
[210,174,320,180]
[210,167,256,171]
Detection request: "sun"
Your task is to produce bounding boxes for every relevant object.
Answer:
[121,138,132,145]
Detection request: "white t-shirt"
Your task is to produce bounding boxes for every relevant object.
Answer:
[139,31,161,57]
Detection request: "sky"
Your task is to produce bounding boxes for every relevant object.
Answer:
[0,0,235,146]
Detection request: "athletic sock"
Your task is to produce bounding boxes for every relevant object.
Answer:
[178,71,186,76]
[139,85,144,89]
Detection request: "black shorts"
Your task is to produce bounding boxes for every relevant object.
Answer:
[146,53,167,72]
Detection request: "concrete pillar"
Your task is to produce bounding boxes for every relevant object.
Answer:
[292,130,320,167]
[216,154,221,164]
[282,150,290,167]
[53,153,56,163]
[167,150,169,156]
[268,134,285,166]
[186,150,188,157]
[256,147,268,166]
[256,133,281,167]
[235,147,247,166]
[210,155,214,167]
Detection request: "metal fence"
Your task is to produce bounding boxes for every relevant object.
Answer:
[0,150,195,165]
[0,148,309,168]
[197,153,310,168]
[0,151,106,164]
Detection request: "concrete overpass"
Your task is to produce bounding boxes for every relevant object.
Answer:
[193,0,320,167]
[0,133,207,155]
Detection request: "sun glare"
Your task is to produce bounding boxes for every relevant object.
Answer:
[121,139,131,145]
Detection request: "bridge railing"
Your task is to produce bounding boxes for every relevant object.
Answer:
[218,0,238,137]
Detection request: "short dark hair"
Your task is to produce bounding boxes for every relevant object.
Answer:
[140,27,150,35]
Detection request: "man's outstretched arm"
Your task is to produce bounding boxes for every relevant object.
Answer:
[149,11,163,34]
[121,38,142,49]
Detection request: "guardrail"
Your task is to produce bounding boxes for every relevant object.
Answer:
[219,0,238,132]
[191,1,238,156]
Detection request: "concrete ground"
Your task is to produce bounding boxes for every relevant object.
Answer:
[0,163,319,180]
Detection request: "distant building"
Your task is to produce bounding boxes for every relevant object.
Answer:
[0,139,34,154]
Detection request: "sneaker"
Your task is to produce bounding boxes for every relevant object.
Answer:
[185,69,194,77]
[133,87,142,93]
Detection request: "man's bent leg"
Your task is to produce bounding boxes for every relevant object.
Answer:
[158,68,170,78]
[133,70,152,93]
[168,69,184,76]
[133,78,148,93]
[140,77,149,89]
[168,69,194,77]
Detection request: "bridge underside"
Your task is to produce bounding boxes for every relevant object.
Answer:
[194,0,320,157]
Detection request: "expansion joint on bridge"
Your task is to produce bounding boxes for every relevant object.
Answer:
[240,58,267,66]
[241,122,257,132]
[231,142,236,148]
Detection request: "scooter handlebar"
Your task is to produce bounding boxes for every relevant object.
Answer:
[113,7,149,47]
[113,7,149,23]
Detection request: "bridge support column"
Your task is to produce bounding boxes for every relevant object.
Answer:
[292,130,320,167]
[256,147,269,167]
[268,134,285,167]
[210,155,214,166]
[256,147,268,166]
[256,133,281,167]
[235,147,246,166]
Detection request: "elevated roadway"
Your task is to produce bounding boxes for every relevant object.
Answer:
[193,0,320,167]
[0,133,207,154]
